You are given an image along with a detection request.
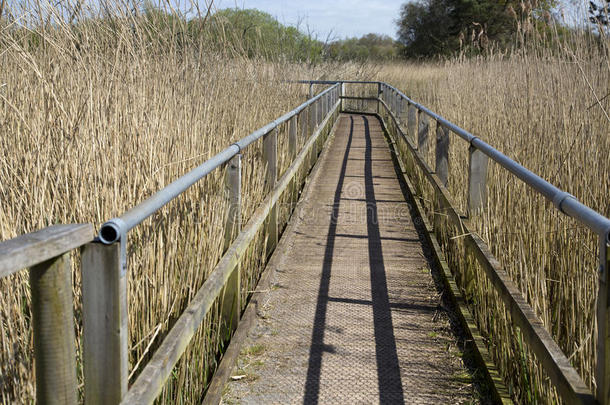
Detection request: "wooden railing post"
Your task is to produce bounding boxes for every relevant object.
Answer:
[408,104,417,142]
[342,82,347,112]
[289,115,298,160]
[81,241,128,405]
[467,145,489,216]
[309,83,314,99]
[418,111,429,156]
[435,122,450,188]
[597,238,610,405]
[309,101,316,132]
[263,127,278,256]
[376,82,381,113]
[222,154,242,335]
[224,154,242,251]
[29,252,78,405]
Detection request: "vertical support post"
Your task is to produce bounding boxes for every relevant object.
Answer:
[222,154,241,335]
[309,102,316,135]
[82,241,128,405]
[597,236,610,405]
[224,154,242,251]
[467,145,489,216]
[316,97,323,127]
[309,83,314,99]
[376,82,381,114]
[341,82,346,112]
[408,104,417,142]
[289,115,298,159]
[263,127,278,256]
[30,253,78,405]
[435,122,450,188]
[418,111,429,157]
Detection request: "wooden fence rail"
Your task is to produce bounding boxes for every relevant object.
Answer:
[0,224,94,404]
[3,80,609,405]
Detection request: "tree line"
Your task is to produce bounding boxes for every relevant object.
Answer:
[1,2,607,61]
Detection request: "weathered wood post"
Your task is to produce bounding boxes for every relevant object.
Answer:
[376,82,381,114]
[435,122,450,188]
[408,104,417,143]
[289,115,298,160]
[30,253,78,405]
[81,241,128,405]
[224,154,242,251]
[263,127,278,256]
[222,154,242,335]
[418,111,429,157]
[310,99,317,131]
[342,82,346,112]
[598,236,610,405]
[467,145,489,216]
[309,83,314,99]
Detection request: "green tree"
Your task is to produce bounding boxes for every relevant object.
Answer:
[396,0,557,58]
[205,8,323,61]
[327,33,398,61]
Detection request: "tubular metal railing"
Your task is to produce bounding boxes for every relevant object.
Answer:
[0,83,342,405]
[300,79,608,405]
[2,79,608,404]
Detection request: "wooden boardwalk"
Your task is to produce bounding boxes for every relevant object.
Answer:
[222,114,477,404]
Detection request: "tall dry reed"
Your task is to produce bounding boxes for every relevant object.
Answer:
[0,2,371,402]
[376,24,609,403]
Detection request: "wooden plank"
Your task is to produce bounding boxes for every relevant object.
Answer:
[435,122,450,188]
[378,98,595,404]
[202,116,340,405]
[119,99,341,405]
[467,145,489,216]
[82,242,128,405]
[384,133,513,404]
[30,252,78,405]
[0,224,93,278]
[597,240,610,405]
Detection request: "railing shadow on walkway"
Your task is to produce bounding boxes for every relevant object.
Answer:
[304,115,404,405]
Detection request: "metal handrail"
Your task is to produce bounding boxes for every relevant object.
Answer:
[98,83,340,244]
[380,82,610,240]
[297,79,610,241]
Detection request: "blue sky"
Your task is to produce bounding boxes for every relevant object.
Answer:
[213,0,406,40]
[210,1,586,41]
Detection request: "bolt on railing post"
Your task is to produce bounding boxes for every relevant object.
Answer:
[435,122,450,188]
[263,127,278,256]
[81,241,128,405]
[418,111,429,158]
[467,145,489,216]
[289,115,298,160]
[29,252,78,405]
[222,153,241,336]
[408,104,417,143]
[597,237,610,405]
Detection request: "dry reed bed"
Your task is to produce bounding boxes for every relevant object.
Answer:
[0,13,363,401]
[376,42,609,402]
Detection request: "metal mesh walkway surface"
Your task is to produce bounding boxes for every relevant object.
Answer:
[222,114,477,404]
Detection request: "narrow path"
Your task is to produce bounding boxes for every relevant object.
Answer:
[222,114,477,404]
